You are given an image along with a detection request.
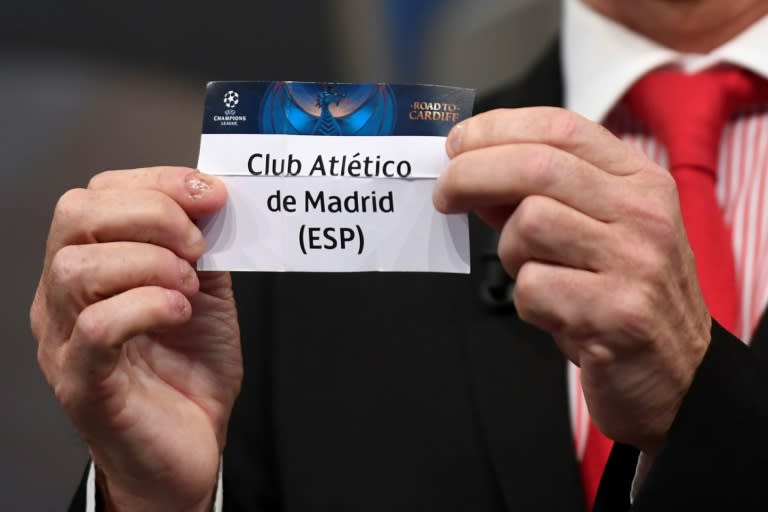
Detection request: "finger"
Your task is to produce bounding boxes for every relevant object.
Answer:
[47,242,200,325]
[46,188,208,264]
[434,143,621,221]
[497,195,613,277]
[62,286,192,390]
[87,167,227,219]
[512,261,607,363]
[447,107,643,176]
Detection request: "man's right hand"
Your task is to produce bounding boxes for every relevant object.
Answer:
[30,167,242,512]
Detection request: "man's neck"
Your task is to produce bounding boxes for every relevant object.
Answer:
[582,0,768,53]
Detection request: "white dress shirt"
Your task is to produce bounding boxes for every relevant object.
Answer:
[563,0,768,123]
[87,1,768,510]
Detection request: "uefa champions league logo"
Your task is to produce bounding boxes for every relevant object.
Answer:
[212,90,247,127]
[223,90,239,109]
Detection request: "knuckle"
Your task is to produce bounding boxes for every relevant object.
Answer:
[646,172,678,210]
[440,156,470,203]
[621,194,678,247]
[659,173,680,220]
[73,308,108,346]
[512,262,539,309]
[512,263,571,336]
[514,196,548,242]
[36,344,47,371]
[632,245,666,279]
[642,206,678,248]
[51,378,77,414]
[135,166,169,189]
[611,284,656,337]
[658,168,677,191]
[594,122,618,147]
[149,247,177,275]
[133,192,188,244]
[150,191,185,224]
[30,285,70,355]
[35,337,63,394]
[53,188,88,226]
[497,232,521,278]
[87,170,118,189]
[142,250,181,290]
[49,245,84,289]
[523,145,557,190]
[36,345,54,384]
[546,108,580,142]
[480,108,509,142]
[29,289,45,341]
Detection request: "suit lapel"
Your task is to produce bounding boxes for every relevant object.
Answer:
[462,44,585,511]
[749,310,768,359]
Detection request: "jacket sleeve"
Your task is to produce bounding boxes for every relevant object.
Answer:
[67,460,224,511]
[68,462,89,511]
[595,320,768,511]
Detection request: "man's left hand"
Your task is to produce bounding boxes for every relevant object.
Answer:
[433,107,711,456]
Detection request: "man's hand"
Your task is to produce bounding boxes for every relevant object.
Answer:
[30,167,240,511]
[434,108,712,456]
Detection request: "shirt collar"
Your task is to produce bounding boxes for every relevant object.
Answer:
[563,0,768,122]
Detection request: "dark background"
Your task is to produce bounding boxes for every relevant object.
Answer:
[0,0,559,508]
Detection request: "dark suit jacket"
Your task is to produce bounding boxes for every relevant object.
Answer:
[71,44,768,511]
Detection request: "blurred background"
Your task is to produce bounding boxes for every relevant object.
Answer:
[0,0,559,508]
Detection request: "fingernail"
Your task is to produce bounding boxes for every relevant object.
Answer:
[447,123,464,158]
[432,186,447,212]
[185,171,212,199]
[187,226,204,249]
[178,259,198,290]
[166,290,189,316]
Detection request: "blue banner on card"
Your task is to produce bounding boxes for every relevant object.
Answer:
[203,81,475,136]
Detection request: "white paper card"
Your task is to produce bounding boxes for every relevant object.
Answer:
[196,81,474,273]
[197,135,469,273]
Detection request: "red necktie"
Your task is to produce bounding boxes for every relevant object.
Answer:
[579,402,613,510]
[579,67,768,510]
[626,67,768,334]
